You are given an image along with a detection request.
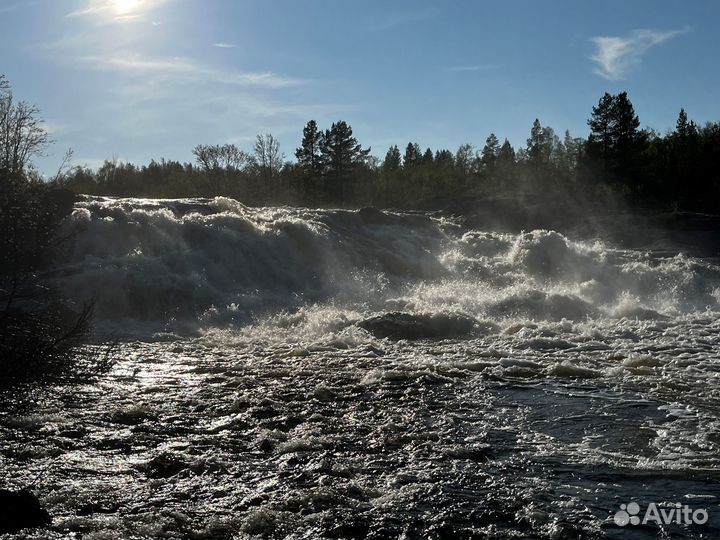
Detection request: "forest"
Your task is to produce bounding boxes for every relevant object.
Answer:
[56,91,720,213]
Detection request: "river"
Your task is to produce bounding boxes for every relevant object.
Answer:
[1,196,719,539]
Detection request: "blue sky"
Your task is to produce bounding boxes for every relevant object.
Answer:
[1,0,718,174]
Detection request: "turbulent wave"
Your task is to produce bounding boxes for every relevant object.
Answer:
[6,196,720,539]
[57,196,720,336]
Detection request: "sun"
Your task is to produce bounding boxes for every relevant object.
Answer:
[113,0,142,14]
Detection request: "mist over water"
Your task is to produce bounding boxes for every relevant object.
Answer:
[3,196,720,538]
[59,196,720,334]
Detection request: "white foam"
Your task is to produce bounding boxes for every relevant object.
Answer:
[55,197,720,338]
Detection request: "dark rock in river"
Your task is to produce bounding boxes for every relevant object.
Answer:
[358,207,397,226]
[144,452,190,478]
[358,312,480,340]
[0,489,51,533]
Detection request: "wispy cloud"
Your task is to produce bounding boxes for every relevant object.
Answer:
[78,54,306,89]
[590,28,688,80]
[213,43,236,49]
[31,10,319,144]
[67,0,170,21]
[443,64,500,73]
[33,0,352,168]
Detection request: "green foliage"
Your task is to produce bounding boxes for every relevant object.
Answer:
[56,90,720,212]
[318,121,370,202]
[586,91,649,194]
[321,121,370,176]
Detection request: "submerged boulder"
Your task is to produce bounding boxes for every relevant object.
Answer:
[358,312,479,340]
[0,489,51,533]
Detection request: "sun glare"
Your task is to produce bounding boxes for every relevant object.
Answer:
[113,0,141,15]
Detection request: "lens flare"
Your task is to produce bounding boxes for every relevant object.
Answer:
[113,0,141,14]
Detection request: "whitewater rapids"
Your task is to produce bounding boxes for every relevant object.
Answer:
[1,196,719,539]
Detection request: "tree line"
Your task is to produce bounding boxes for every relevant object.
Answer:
[57,92,720,212]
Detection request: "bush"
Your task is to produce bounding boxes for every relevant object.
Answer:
[0,75,103,386]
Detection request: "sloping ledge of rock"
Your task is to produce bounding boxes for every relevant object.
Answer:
[358,312,486,340]
[0,489,52,534]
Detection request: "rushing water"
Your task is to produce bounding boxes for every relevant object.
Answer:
[2,196,720,539]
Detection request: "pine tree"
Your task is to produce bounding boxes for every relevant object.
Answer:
[320,121,370,201]
[422,147,434,165]
[295,120,324,176]
[497,139,515,164]
[669,108,701,205]
[676,108,689,138]
[586,91,647,188]
[526,119,554,169]
[587,92,615,163]
[382,145,402,171]
[434,149,454,168]
[613,92,643,149]
[403,142,422,168]
[481,133,500,167]
[321,121,370,176]
[559,130,583,173]
[674,109,697,140]
[526,119,544,166]
[612,92,648,190]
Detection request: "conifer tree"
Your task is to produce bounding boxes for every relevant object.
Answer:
[403,142,422,168]
[382,145,402,171]
[320,121,370,201]
[434,149,454,168]
[586,91,648,188]
[481,133,500,167]
[526,119,544,166]
[497,139,515,164]
[295,120,324,176]
[422,147,434,165]
[587,92,615,164]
